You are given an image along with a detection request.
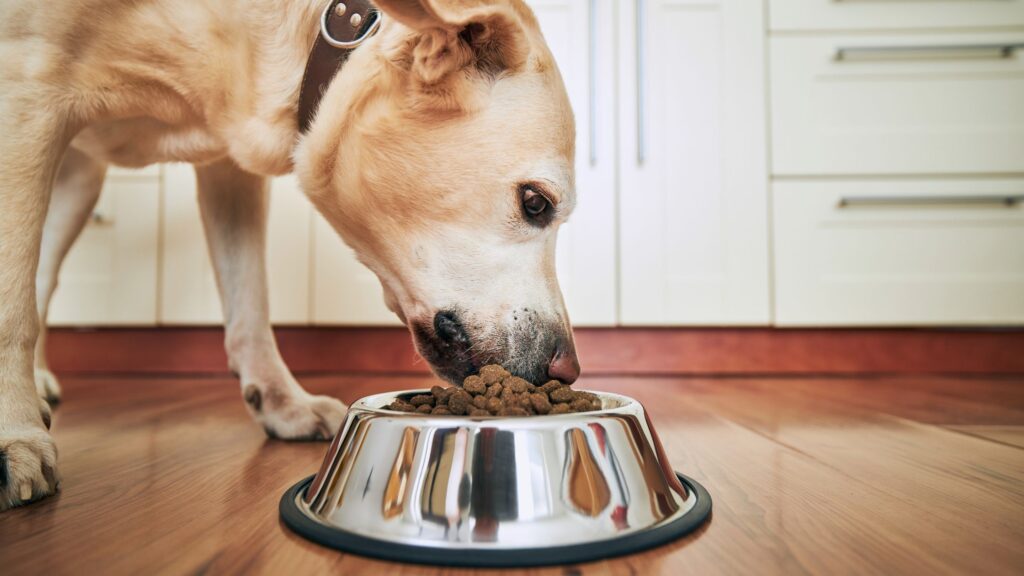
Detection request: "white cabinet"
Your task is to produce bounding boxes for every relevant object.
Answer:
[159,164,313,325]
[771,31,1024,176]
[773,179,1024,326]
[312,213,400,325]
[769,3,1024,326]
[769,0,1024,32]
[531,0,618,326]
[265,176,315,324]
[49,167,161,326]
[617,0,771,325]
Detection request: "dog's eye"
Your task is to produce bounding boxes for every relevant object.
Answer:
[521,185,552,225]
[523,190,548,216]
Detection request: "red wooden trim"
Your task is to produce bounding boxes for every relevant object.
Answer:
[573,328,1024,375]
[45,327,1024,376]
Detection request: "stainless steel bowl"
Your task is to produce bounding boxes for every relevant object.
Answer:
[280,389,711,567]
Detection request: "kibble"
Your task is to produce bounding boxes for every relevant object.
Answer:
[390,399,416,412]
[485,397,503,414]
[571,398,592,412]
[463,375,486,395]
[529,392,552,414]
[498,406,530,417]
[539,380,562,395]
[550,403,571,414]
[448,389,472,415]
[384,364,600,417]
[549,386,574,403]
[431,385,451,403]
[410,394,434,407]
[506,376,531,393]
[500,386,516,403]
[479,364,509,384]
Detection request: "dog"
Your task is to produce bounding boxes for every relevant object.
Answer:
[0,0,579,510]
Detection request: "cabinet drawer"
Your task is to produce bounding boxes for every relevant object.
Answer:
[771,32,1024,176]
[773,179,1024,326]
[770,0,1024,32]
[160,165,314,325]
[49,174,161,326]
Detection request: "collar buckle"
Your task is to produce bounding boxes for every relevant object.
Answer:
[320,3,382,49]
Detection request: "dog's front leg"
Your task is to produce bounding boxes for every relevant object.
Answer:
[195,158,346,440]
[0,104,65,510]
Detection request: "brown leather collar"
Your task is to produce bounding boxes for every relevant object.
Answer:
[298,0,382,133]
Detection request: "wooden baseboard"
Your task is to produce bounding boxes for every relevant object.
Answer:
[45,326,1024,376]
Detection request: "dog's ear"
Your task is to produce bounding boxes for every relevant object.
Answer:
[372,0,447,30]
[375,0,529,86]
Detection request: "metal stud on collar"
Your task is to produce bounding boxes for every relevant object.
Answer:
[320,1,381,49]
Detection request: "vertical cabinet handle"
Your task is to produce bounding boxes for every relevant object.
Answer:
[636,0,646,165]
[588,0,598,166]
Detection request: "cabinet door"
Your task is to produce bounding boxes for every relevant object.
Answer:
[48,167,161,326]
[530,0,617,326]
[160,164,313,325]
[312,213,401,325]
[618,0,770,325]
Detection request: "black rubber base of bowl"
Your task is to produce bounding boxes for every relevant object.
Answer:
[279,473,712,568]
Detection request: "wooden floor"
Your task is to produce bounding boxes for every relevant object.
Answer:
[1,374,1023,575]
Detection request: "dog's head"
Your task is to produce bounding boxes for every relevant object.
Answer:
[297,0,579,385]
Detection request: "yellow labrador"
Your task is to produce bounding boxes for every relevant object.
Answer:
[0,0,578,509]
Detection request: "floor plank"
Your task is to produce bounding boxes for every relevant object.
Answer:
[645,377,1024,570]
[0,375,1022,575]
[945,425,1024,450]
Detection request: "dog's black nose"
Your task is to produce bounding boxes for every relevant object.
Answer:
[434,311,469,346]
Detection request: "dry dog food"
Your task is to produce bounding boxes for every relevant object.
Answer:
[386,364,600,417]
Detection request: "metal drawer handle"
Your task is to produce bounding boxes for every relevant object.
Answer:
[835,43,1023,62]
[838,195,1024,208]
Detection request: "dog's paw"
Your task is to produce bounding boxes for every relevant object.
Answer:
[34,368,62,404]
[0,425,60,511]
[242,385,347,441]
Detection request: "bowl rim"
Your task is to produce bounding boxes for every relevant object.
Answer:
[352,388,642,421]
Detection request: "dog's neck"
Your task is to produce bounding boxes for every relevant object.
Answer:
[228,0,395,176]
[222,0,329,175]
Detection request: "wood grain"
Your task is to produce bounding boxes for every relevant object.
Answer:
[45,327,1024,376]
[1,374,1022,574]
[946,425,1024,449]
